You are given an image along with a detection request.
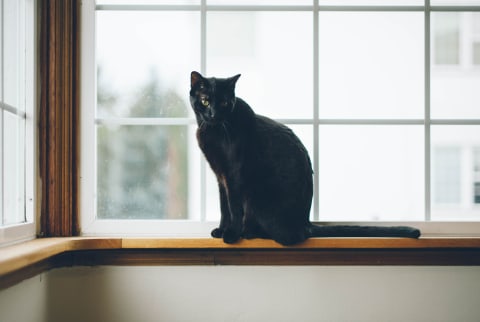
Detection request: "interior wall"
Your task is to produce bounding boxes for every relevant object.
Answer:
[2,266,480,322]
[0,273,48,322]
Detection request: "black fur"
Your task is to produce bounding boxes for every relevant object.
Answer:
[190,71,420,245]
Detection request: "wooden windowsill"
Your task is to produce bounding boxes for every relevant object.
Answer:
[1,237,480,289]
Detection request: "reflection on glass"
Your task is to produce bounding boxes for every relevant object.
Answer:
[96,11,200,118]
[431,13,480,119]
[319,12,424,119]
[97,125,190,219]
[207,12,313,119]
[318,125,424,221]
[431,126,480,221]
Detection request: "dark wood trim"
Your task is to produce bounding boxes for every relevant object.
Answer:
[70,248,480,267]
[39,0,80,237]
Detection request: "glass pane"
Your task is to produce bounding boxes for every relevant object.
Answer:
[431,0,480,5]
[208,0,312,4]
[431,126,480,221]
[205,124,314,221]
[474,42,480,65]
[432,147,461,204]
[474,148,480,204]
[0,111,2,225]
[318,125,424,221]
[97,0,200,5]
[319,12,424,119]
[3,112,25,225]
[4,0,25,108]
[207,12,313,119]
[319,0,422,4]
[431,13,480,119]
[96,11,200,118]
[433,13,459,65]
[97,125,197,219]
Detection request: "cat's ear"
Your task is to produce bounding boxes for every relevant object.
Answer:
[228,74,241,88]
[191,71,204,88]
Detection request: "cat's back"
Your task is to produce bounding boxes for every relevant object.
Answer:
[250,113,312,174]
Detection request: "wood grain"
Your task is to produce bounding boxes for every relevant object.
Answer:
[2,237,480,283]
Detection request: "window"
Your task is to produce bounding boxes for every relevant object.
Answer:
[433,147,461,204]
[474,148,480,204]
[81,0,480,236]
[0,0,35,245]
[432,12,480,67]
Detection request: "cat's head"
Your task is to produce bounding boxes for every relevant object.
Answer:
[190,71,241,125]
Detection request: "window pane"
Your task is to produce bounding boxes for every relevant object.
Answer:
[4,0,25,109]
[96,11,200,118]
[207,12,313,119]
[474,42,480,65]
[97,125,195,219]
[433,13,459,65]
[431,126,480,221]
[431,13,480,119]
[318,125,424,221]
[3,112,25,225]
[474,148,480,204]
[319,0,422,4]
[433,147,461,204]
[97,0,200,5]
[431,0,480,5]
[319,12,424,119]
[208,0,311,4]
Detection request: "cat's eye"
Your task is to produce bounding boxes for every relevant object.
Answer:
[201,98,210,107]
[220,101,228,107]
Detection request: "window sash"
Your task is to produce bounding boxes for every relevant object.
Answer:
[0,0,35,245]
[81,0,480,236]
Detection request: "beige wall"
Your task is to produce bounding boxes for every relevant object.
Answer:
[2,266,480,322]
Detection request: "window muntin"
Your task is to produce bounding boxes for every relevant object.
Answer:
[82,1,480,236]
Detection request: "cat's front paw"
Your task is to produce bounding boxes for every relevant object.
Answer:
[211,228,224,238]
[222,228,241,244]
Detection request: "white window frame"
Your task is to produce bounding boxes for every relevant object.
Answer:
[80,0,480,238]
[0,0,36,246]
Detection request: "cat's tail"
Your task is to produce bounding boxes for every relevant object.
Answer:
[307,224,421,238]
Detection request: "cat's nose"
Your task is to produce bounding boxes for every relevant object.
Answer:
[208,109,216,118]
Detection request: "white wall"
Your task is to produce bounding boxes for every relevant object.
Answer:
[2,266,480,322]
[0,273,47,322]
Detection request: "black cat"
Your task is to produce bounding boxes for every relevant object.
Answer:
[190,71,420,246]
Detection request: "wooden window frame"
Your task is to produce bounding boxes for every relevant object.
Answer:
[39,0,80,237]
